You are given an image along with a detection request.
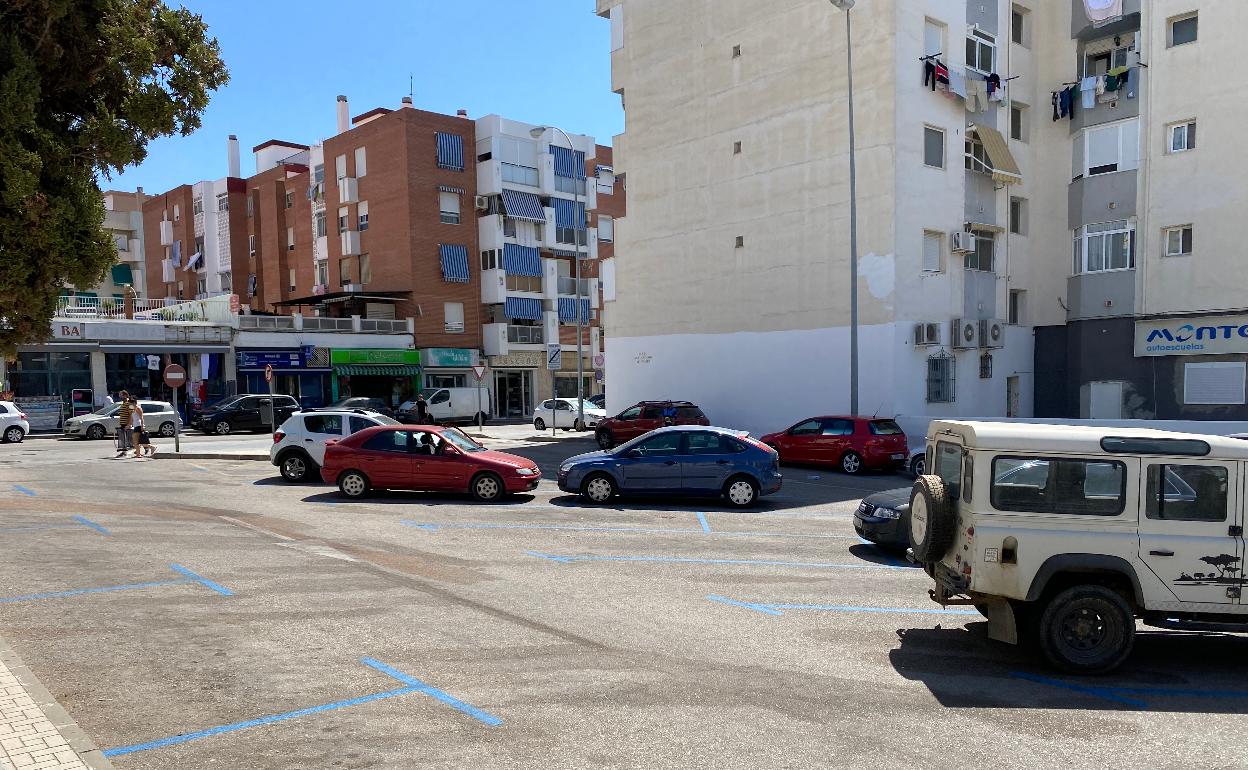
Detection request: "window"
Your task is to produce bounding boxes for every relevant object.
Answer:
[354,146,367,177]
[1010,103,1028,143]
[979,353,993,379]
[868,420,903,436]
[314,211,327,238]
[339,258,353,286]
[733,140,742,155]
[598,215,614,242]
[732,44,741,58]
[444,302,465,333]
[217,195,229,212]
[358,201,369,231]
[245,197,252,218]
[1146,465,1228,522]
[338,206,348,234]
[349,416,377,434]
[316,261,328,286]
[1011,6,1028,47]
[362,431,410,453]
[314,164,325,184]
[596,169,615,195]
[555,176,587,195]
[1164,225,1194,257]
[923,18,944,59]
[284,191,293,209]
[923,126,945,168]
[966,230,995,272]
[1184,362,1246,405]
[1009,197,1027,235]
[734,235,744,248]
[631,433,683,457]
[303,414,342,435]
[686,432,745,455]
[335,154,347,179]
[991,457,1126,515]
[618,406,642,420]
[1169,13,1197,47]
[1169,120,1196,152]
[360,253,371,285]
[934,441,962,500]
[789,419,821,435]
[965,136,990,174]
[192,198,203,215]
[219,272,232,292]
[439,192,461,225]
[500,163,539,187]
[197,275,207,295]
[111,233,129,251]
[927,353,956,403]
[557,226,587,247]
[506,274,542,293]
[965,27,995,75]
[174,204,180,221]
[248,234,256,255]
[503,217,517,238]
[480,249,499,270]
[288,267,296,291]
[821,419,854,436]
[286,226,294,250]
[1009,289,1024,325]
[1081,119,1139,177]
[1073,220,1135,274]
[922,230,942,272]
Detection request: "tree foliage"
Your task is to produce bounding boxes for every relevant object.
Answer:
[0,0,228,353]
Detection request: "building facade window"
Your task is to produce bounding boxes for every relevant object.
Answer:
[287,227,294,250]
[1080,119,1139,177]
[1009,289,1024,325]
[1009,197,1027,235]
[598,215,614,242]
[480,249,499,270]
[354,146,367,177]
[192,198,203,215]
[248,234,256,255]
[1164,225,1194,257]
[360,253,371,284]
[335,154,347,179]
[1169,13,1198,47]
[922,230,942,272]
[1169,120,1196,152]
[245,197,252,218]
[966,230,995,272]
[288,267,296,292]
[502,217,517,238]
[284,191,293,209]
[1010,103,1028,142]
[1073,220,1135,274]
[316,261,328,287]
[555,176,587,196]
[314,210,327,238]
[339,258,353,286]
[358,201,369,231]
[174,204,180,221]
[923,18,945,59]
[217,195,228,212]
[923,126,945,168]
[965,136,990,175]
[979,354,993,379]
[506,274,542,293]
[501,163,539,187]
[927,353,956,403]
[1011,6,1029,47]
[439,192,461,225]
[965,27,995,75]
[444,302,465,333]
[219,272,232,292]
[337,206,348,234]
[314,164,325,184]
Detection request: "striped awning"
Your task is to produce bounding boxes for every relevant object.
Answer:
[438,244,470,283]
[973,126,1023,185]
[557,297,591,324]
[550,145,586,179]
[335,364,422,376]
[503,296,543,321]
[502,244,542,277]
[436,132,464,171]
[500,189,546,223]
[437,184,465,194]
[110,264,133,285]
[552,198,587,230]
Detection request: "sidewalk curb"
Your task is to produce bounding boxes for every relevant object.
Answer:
[154,452,268,461]
[0,637,116,770]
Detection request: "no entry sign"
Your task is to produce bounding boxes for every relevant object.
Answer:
[162,364,187,389]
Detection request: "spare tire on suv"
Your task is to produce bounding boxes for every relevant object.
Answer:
[909,475,956,562]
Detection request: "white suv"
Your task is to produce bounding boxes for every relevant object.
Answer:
[270,409,398,482]
[910,420,1248,674]
[0,402,30,443]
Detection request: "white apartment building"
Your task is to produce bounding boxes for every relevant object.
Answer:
[87,190,148,301]
[598,0,1247,431]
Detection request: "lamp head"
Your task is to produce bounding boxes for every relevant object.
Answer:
[829,0,855,8]
[529,126,548,139]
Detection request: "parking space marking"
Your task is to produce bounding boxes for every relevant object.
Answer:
[103,658,500,758]
[1010,671,1248,709]
[696,512,711,533]
[706,594,979,617]
[168,563,235,596]
[526,551,918,571]
[401,518,859,540]
[0,516,110,537]
[70,516,110,536]
[11,485,35,496]
[0,565,231,605]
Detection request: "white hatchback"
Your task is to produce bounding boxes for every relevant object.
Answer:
[0,402,30,443]
[63,400,181,440]
[270,409,399,482]
[533,398,606,432]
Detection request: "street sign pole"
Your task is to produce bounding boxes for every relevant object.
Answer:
[471,364,487,433]
[172,388,180,453]
[162,364,187,454]
[546,343,561,438]
[265,364,276,436]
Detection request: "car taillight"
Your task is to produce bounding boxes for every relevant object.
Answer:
[18,413,26,420]
[273,431,285,443]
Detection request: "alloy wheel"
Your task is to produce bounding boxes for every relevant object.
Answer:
[474,475,501,501]
[4,427,23,443]
[282,456,307,482]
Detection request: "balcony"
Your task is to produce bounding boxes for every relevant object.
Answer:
[337,177,358,204]
[557,277,591,297]
[359,318,409,334]
[302,316,354,332]
[341,230,361,256]
[507,325,544,345]
[55,296,169,320]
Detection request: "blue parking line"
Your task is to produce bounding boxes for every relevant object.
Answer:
[12,485,35,496]
[707,594,979,617]
[401,520,860,540]
[169,563,234,596]
[361,658,503,726]
[0,579,191,605]
[696,512,711,533]
[526,551,917,571]
[705,595,783,616]
[1010,671,1248,708]
[1010,672,1148,708]
[72,516,111,536]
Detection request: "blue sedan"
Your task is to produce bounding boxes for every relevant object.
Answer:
[557,426,783,507]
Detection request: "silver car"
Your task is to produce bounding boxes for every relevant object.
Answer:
[63,400,181,440]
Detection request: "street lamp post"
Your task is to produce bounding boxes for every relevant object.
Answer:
[531,125,587,428]
[829,0,859,416]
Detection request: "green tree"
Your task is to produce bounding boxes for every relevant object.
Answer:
[0,0,228,353]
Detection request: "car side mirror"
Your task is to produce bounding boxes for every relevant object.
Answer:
[442,444,462,456]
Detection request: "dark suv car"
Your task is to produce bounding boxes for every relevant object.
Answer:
[594,400,709,449]
[195,394,300,435]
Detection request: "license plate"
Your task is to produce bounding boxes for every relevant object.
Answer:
[892,453,905,460]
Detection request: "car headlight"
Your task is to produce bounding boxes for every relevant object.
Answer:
[514,467,539,476]
[559,464,572,474]
[873,507,902,520]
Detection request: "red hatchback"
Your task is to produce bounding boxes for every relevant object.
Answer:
[760,416,908,475]
[595,400,710,449]
[320,425,541,501]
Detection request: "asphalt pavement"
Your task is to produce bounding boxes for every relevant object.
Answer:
[1,437,1246,769]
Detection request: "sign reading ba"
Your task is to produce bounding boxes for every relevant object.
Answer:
[1135,314,1248,357]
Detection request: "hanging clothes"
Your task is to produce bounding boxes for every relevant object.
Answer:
[934,62,950,88]
[1052,91,1061,121]
[966,78,988,113]
[947,68,967,99]
[1083,0,1123,24]
[1067,86,1079,120]
[924,60,937,90]
[986,73,1002,97]
[1080,77,1097,109]
[1057,88,1071,119]
[1125,66,1138,99]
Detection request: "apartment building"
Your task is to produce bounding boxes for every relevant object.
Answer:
[597,0,1244,430]
[92,190,148,300]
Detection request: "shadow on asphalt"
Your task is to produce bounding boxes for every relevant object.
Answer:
[848,542,918,568]
[545,493,820,513]
[890,624,1248,712]
[300,490,540,506]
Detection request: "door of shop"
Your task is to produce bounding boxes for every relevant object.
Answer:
[493,371,534,418]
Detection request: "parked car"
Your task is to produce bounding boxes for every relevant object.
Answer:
[328,397,395,418]
[321,425,540,501]
[270,409,399,482]
[0,402,30,443]
[594,401,709,449]
[588,394,606,409]
[533,398,606,431]
[194,394,299,435]
[853,487,912,550]
[559,426,782,508]
[760,416,909,475]
[397,388,492,425]
[63,400,180,440]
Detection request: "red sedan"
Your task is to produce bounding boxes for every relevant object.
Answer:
[760,416,909,475]
[320,425,541,501]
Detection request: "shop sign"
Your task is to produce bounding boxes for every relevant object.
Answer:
[422,348,478,368]
[51,322,83,339]
[489,351,543,369]
[1135,315,1248,357]
[330,349,421,366]
[237,350,304,370]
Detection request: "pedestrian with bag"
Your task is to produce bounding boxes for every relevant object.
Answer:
[114,391,132,457]
[127,397,145,458]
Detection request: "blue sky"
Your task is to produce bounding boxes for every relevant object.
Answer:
[108,0,622,194]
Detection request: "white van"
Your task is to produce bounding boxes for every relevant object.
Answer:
[398,388,492,424]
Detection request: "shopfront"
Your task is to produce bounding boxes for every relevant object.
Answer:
[237,348,331,408]
[488,351,544,418]
[421,348,480,389]
[331,348,421,407]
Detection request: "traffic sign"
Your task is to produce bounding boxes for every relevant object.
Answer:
[546,343,562,371]
[162,364,187,389]
[264,364,274,383]
[595,370,604,383]
[471,365,487,381]
[593,354,605,368]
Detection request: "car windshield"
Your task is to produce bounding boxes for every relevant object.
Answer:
[372,415,401,426]
[91,403,120,416]
[440,428,484,453]
[869,420,903,435]
[205,396,243,410]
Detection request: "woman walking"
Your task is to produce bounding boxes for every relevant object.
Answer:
[127,398,145,459]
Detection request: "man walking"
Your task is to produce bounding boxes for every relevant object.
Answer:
[114,390,132,457]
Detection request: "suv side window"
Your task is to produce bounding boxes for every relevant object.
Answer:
[934,442,962,501]
[304,414,343,435]
[349,416,376,434]
[140,402,166,413]
[640,406,662,419]
[280,396,298,407]
[619,406,642,420]
[1146,464,1228,522]
[675,406,704,420]
[991,456,1126,516]
[0,404,8,414]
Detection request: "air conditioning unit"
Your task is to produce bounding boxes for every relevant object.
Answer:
[951,318,978,349]
[950,230,976,254]
[979,319,1005,349]
[475,195,490,211]
[913,322,941,346]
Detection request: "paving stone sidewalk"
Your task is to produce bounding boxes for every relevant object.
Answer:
[0,640,112,770]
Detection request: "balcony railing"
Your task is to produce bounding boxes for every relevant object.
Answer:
[55,296,169,319]
[302,316,354,332]
[557,277,591,296]
[359,319,409,333]
[238,315,296,331]
[507,325,544,344]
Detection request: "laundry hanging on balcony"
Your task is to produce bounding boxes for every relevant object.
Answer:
[171,239,182,267]
[184,251,203,271]
[502,244,542,276]
[438,244,470,283]
[557,297,590,324]
[503,296,543,321]
[1083,0,1122,25]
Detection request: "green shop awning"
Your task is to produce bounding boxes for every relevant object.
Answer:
[110,264,133,285]
[335,364,422,377]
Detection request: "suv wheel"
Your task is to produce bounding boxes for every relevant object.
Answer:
[596,430,614,450]
[279,452,314,483]
[908,475,956,562]
[1038,585,1135,674]
[840,451,864,475]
